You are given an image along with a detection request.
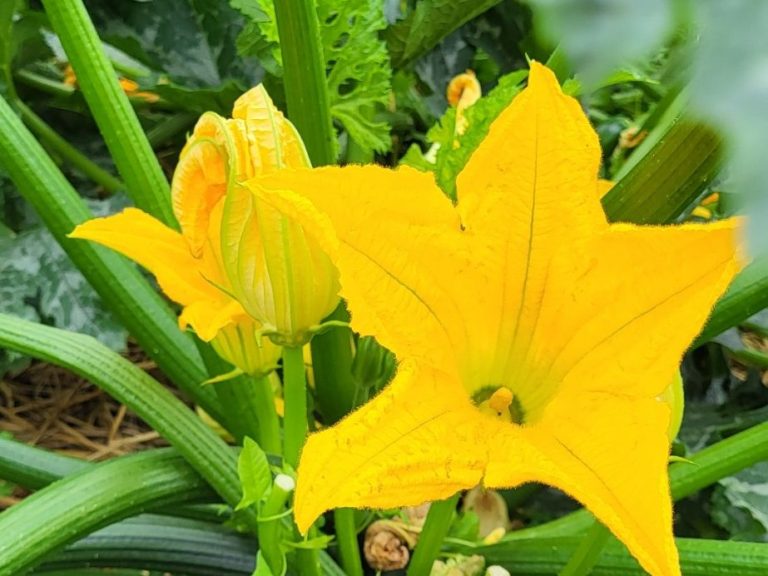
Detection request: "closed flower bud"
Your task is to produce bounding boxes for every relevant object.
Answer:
[220,180,341,346]
[209,316,282,377]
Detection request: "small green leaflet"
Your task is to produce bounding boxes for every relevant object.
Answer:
[236,436,273,511]
[401,69,527,199]
[231,0,393,152]
[252,551,277,576]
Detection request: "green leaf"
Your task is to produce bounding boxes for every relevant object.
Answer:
[233,0,393,153]
[253,551,277,576]
[711,461,768,540]
[0,226,127,349]
[86,0,259,86]
[385,0,504,68]
[319,1,392,152]
[237,437,273,511]
[528,0,672,85]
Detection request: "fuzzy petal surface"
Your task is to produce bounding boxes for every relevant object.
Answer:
[250,62,745,576]
[70,208,218,306]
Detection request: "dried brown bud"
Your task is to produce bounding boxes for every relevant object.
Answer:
[403,502,431,528]
[364,520,412,571]
[463,487,509,538]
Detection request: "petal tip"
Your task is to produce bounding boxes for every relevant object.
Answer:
[527,60,561,93]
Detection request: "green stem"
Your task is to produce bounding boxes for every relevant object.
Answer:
[558,520,611,576]
[253,373,282,456]
[0,94,218,418]
[146,112,198,148]
[406,494,460,576]
[273,0,336,165]
[311,304,357,424]
[0,313,255,531]
[42,0,176,226]
[334,509,364,576]
[16,101,124,194]
[195,338,262,443]
[259,474,295,575]
[282,345,308,468]
[14,69,75,97]
[0,449,214,576]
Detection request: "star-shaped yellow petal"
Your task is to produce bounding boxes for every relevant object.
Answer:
[248,62,744,576]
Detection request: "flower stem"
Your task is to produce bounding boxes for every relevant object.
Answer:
[406,494,460,576]
[15,101,124,194]
[272,0,336,166]
[259,473,295,575]
[558,520,611,576]
[334,508,364,576]
[252,374,282,457]
[282,345,307,469]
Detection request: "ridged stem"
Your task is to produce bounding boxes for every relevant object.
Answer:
[282,345,307,469]
[334,509,364,576]
[558,521,611,576]
[273,0,336,165]
[252,374,282,456]
[42,0,176,226]
[0,449,214,576]
[16,101,124,194]
[0,95,220,419]
[0,313,255,532]
[406,494,459,576]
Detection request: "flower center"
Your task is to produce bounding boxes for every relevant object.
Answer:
[472,385,525,425]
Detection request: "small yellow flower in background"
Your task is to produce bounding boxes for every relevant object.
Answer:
[244,62,745,576]
[69,85,327,373]
[447,70,482,139]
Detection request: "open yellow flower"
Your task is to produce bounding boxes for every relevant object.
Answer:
[244,63,744,576]
[68,86,321,372]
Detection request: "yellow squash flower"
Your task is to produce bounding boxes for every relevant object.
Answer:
[68,86,325,372]
[243,63,744,576]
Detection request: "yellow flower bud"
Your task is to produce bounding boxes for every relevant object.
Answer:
[176,84,341,346]
[220,181,341,346]
[209,315,282,377]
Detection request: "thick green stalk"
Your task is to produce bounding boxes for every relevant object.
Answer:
[282,345,308,469]
[0,313,254,530]
[334,509,364,576]
[253,374,282,456]
[14,69,76,97]
[42,0,176,226]
[474,537,768,575]
[196,340,262,443]
[558,521,610,576]
[0,95,220,418]
[0,436,89,489]
[311,305,357,424]
[146,111,198,148]
[696,255,768,343]
[407,494,460,576]
[259,474,295,574]
[16,101,124,194]
[0,449,214,576]
[35,516,255,576]
[273,0,336,165]
[34,516,344,576]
